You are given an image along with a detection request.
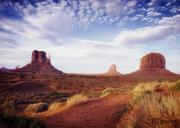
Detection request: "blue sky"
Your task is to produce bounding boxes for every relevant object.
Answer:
[0,0,180,74]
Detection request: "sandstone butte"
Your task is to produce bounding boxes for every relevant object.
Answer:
[103,64,121,76]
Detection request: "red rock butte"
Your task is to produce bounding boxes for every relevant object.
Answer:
[31,50,51,64]
[127,52,179,80]
[16,50,63,75]
[140,53,166,70]
[103,64,121,76]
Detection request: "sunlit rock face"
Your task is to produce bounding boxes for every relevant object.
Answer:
[16,50,63,75]
[140,53,166,70]
[31,50,51,64]
[126,52,180,81]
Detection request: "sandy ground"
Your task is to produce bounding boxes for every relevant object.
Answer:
[42,94,131,128]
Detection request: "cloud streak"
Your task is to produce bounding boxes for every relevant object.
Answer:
[0,0,180,73]
[115,15,180,45]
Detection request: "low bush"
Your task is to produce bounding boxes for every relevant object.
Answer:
[169,80,180,91]
[48,102,62,111]
[0,114,46,128]
[25,102,48,113]
[2,101,16,116]
[66,94,88,107]
[100,87,115,98]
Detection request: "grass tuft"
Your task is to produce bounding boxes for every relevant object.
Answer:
[136,94,180,128]
[66,94,88,107]
[25,102,48,113]
[100,87,115,98]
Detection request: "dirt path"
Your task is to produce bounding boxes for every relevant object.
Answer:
[42,94,131,128]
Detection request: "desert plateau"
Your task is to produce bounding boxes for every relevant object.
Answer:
[0,50,180,128]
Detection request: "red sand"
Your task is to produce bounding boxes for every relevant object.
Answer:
[42,94,131,128]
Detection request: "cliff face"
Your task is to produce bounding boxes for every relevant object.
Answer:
[17,50,63,75]
[127,52,179,80]
[31,50,50,64]
[140,53,166,70]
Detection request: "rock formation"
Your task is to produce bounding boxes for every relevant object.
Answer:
[17,50,63,75]
[127,52,179,80]
[104,64,121,76]
[140,53,165,70]
[31,50,51,64]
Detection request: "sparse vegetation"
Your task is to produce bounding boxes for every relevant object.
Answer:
[48,102,62,111]
[100,87,115,98]
[132,80,180,104]
[136,94,180,128]
[66,94,88,107]
[169,80,180,91]
[2,101,16,116]
[116,93,180,128]
[0,114,46,128]
[25,102,48,113]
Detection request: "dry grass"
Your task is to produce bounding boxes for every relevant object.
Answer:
[116,94,180,128]
[66,94,88,107]
[132,82,160,103]
[100,87,115,98]
[2,101,16,116]
[136,94,180,128]
[169,80,180,91]
[116,80,180,128]
[132,80,180,104]
[116,107,137,128]
[48,102,63,111]
[25,102,48,113]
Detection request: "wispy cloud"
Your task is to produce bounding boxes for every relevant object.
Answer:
[0,0,180,73]
[115,15,180,45]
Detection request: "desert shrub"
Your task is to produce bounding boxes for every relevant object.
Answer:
[66,94,88,107]
[0,114,46,128]
[100,87,115,98]
[136,94,180,128]
[2,101,16,116]
[116,106,137,128]
[132,82,157,103]
[48,102,62,111]
[25,102,48,113]
[169,80,180,91]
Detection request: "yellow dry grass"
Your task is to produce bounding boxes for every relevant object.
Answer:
[66,94,88,107]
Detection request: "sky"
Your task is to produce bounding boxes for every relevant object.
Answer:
[0,0,180,74]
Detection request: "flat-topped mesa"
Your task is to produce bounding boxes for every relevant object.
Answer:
[104,64,121,76]
[140,53,166,70]
[31,50,51,64]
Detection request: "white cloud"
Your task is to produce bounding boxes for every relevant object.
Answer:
[127,1,137,7]
[115,15,180,45]
[0,0,180,74]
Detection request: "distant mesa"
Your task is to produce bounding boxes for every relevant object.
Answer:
[17,50,63,75]
[140,53,165,70]
[103,64,121,76]
[127,52,179,80]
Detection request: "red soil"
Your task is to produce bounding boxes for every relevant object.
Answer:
[42,94,131,128]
